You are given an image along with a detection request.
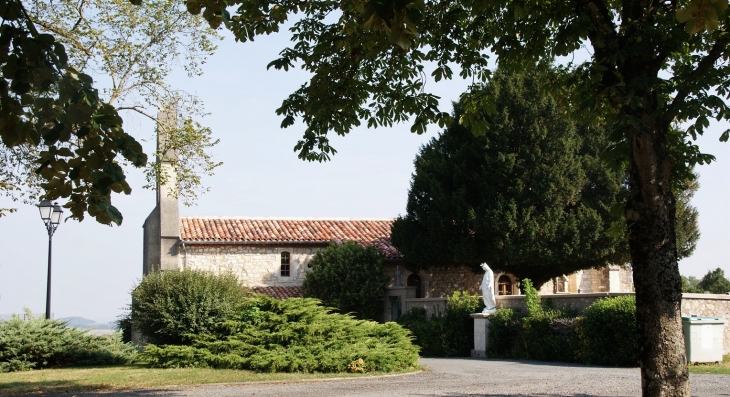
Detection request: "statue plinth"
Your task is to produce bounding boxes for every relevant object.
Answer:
[470,312,492,358]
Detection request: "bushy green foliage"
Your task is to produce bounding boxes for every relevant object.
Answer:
[486,308,522,358]
[522,279,542,317]
[514,314,579,362]
[131,269,250,345]
[302,241,388,321]
[698,268,730,294]
[682,275,702,293]
[396,291,483,357]
[488,294,636,365]
[578,296,638,367]
[139,296,419,373]
[0,311,137,372]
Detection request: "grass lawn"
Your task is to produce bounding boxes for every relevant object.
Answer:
[688,354,730,375]
[0,365,419,396]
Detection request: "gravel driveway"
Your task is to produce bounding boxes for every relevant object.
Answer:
[47,358,730,397]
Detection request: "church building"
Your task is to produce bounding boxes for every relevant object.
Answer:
[142,111,633,309]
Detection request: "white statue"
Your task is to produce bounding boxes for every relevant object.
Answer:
[480,263,497,314]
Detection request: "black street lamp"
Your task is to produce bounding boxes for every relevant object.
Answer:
[38,200,63,320]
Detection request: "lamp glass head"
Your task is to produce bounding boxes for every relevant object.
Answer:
[50,203,63,225]
[39,200,53,221]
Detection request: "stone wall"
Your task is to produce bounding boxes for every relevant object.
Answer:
[182,244,321,286]
[405,298,447,319]
[423,265,482,297]
[384,263,482,298]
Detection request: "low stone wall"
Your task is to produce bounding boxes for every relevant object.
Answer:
[495,292,635,314]
[405,298,447,319]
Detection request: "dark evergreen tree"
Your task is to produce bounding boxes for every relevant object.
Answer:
[391,71,628,287]
[675,176,700,260]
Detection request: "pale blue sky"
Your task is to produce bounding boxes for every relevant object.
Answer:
[0,30,727,322]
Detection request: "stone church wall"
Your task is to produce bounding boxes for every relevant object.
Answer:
[384,263,482,298]
[182,244,321,287]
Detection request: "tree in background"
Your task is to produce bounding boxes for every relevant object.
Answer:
[183,0,730,392]
[681,275,702,293]
[675,176,701,260]
[302,241,388,321]
[697,268,730,294]
[392,71,629,287]
[0,0,221,223]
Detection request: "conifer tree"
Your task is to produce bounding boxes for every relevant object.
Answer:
[391,71,628,287]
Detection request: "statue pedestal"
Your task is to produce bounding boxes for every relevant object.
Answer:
[470,313,492,358]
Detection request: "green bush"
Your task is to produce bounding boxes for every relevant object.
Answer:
[302,241,388,321]
[486,308,521,358]
[131,269,250,345]
[578,295,638,366]
[396,291,483,357]
[487,279,579,362]
[139,296,419,373]
[514,314,578,362]
[0,311,137,372]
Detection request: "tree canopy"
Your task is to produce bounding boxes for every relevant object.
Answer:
[0,0,146,224]
[0,0,222,223]
[391,71,629,287]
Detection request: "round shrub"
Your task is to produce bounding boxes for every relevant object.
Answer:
[140,295,420,373]
[131,269,250,345]
[578,295,638,366]
[302,241,388,321]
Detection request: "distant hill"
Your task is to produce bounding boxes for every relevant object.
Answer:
[1,314,117,330]
[59,317,117,330]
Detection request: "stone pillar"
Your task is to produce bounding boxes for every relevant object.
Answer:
[470,313,491,358]
[142,106,180,275]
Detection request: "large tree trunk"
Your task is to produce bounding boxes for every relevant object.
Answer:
[625,122,689,397]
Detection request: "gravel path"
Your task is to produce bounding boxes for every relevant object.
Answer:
[47,358,730,397]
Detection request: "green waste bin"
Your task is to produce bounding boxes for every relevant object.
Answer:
[681,316,725,363]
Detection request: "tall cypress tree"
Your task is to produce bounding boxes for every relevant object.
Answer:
[391,71,629,287]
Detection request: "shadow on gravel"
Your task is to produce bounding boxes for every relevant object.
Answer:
[415,393,635,397]
[8,385,182,397]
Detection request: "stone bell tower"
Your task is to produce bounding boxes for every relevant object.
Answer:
[142,106,181,274]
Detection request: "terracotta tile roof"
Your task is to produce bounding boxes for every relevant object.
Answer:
[180,217,401,259]
[252,286,303,299]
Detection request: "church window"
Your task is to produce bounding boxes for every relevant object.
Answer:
[407,274,422,298]
[498,275,513,295]
[281,252,290,277]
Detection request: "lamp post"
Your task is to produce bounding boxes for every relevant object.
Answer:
[39,200,63,320]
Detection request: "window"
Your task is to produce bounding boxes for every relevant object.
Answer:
[280,252,290,277]
[498,275,513,295]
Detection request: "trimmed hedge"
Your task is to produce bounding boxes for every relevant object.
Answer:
[140,295,419,373]
[0,311,137,372]
[131,269,251,345]
[396,291,483,357]
[577,295,638,366]
[487,282,638,366]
